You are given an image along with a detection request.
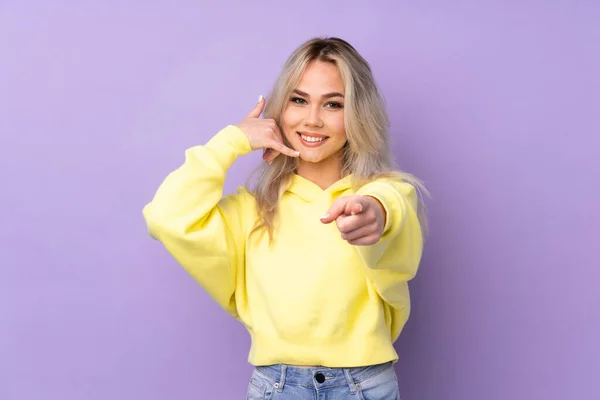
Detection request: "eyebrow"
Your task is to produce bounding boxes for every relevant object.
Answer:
[293,89,344,99]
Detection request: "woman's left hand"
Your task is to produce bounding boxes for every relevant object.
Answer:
[320,196,386,246]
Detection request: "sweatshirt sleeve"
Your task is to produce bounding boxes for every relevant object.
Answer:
[354,180,424,310]
[142,125,253,317]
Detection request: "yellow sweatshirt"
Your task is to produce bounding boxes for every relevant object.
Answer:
[142,125,423,367]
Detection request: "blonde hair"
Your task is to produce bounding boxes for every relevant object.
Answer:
[248,37,429,241]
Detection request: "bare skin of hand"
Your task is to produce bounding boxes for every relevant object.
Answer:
[320,195,386,246]
[235,96,300,164]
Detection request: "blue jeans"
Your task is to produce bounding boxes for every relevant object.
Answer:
[246,361,400,399]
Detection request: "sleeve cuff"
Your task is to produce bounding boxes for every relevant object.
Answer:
[205,125,253,156]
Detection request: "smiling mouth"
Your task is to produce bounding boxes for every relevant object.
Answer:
[297,132,329,145]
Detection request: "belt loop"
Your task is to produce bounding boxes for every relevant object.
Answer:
[275,365,287,392]
[343,368,358,394]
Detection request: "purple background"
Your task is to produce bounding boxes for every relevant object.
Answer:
[1,1,599,399]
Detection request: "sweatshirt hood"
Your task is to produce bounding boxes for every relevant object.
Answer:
[285,174,353,202]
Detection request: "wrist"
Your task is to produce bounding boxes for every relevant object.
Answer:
[365,195,387,229]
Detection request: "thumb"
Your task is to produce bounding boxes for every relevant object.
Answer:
[344,197,364,216]
[245,95,265,119]
[320,197,349,224]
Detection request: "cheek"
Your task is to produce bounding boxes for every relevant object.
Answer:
[282,107,302,127]
[327,114,346,140]
[282,109,302,136]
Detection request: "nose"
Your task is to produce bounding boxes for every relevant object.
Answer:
[304,104,323,128]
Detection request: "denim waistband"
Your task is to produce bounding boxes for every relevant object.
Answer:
[254,361,394,390]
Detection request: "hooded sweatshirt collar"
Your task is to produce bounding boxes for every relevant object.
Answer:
[285,173,353,202]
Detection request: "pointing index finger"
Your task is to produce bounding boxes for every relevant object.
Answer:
[320,197,348,223]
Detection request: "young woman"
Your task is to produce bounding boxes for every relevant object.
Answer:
[143,37,428,400]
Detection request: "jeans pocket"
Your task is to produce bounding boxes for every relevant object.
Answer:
[356,364,400,400]
[246,370,277,400]
[246,376,267,400]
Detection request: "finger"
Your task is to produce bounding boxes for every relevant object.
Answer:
[335,214,364,234]
[344,198,365,216]
[340,224,374,241]
[263,148,281,164]
[269,140,300,158]
[347,234,379,246]
[321,198,349,223]
[246,95,265,119]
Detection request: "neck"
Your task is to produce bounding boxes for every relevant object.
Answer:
[296,155,344,190]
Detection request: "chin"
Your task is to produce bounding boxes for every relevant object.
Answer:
[299,150,338,164]
[299,155,323,164]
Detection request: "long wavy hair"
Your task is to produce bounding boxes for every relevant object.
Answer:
[248,37,429,242]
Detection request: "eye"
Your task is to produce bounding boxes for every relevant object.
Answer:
[290,96,307,105]
[325,101,343,109]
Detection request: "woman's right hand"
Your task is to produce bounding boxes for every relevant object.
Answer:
[235,96,300,164]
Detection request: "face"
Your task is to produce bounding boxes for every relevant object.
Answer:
[281,60,347,166]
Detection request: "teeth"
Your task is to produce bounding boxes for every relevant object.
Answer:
[301,134,325,142]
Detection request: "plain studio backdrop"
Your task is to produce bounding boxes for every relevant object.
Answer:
[1,1,598,399]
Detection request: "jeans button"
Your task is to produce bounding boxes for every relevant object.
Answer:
[315,373,325,383]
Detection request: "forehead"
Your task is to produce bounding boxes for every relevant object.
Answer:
[296,60,344,94]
